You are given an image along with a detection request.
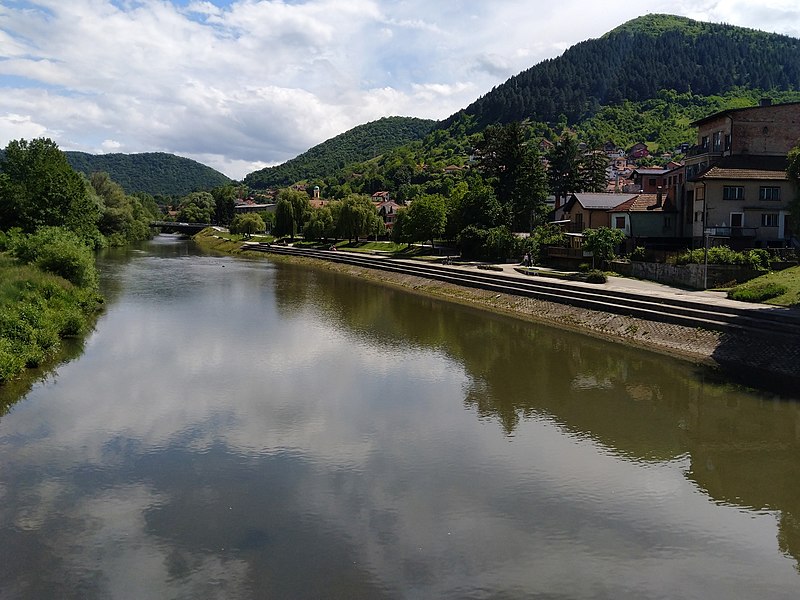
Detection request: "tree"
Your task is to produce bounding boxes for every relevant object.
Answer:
[212,185,237,225]
[580,150,610,193]
[259,210,276,233]
[787,145,800,234]
[304,207,334,241]
[406,194,447,247]
[0,138,100,243]
[459,177,504,230]
[529,223,567,264]
[277,188,311,239]
[582,226,626,267]
[335,194,383,242]
[89,172,152,245]
[477,122,548,231]
[274,198,295,238]
[230,213,264,239]
[484,226,517,261]
[177,191,215,223]
[391,208,412,247]
[547,134,583,207]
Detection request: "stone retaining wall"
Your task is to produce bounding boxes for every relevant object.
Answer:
[615,261,763,289]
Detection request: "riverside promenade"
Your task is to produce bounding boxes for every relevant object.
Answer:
[245,242,800,391]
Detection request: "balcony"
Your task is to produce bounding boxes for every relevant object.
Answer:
[705,226,757,238]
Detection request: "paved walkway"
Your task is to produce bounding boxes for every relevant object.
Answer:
[411,259,800,316]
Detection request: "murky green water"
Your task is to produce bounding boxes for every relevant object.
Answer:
[1,235,799,599]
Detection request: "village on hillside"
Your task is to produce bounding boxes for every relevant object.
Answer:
[232,99,799,270]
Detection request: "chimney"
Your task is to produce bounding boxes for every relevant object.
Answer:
[760,97,773,107]
[656,186,663,207]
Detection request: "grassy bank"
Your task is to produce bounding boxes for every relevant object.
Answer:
[728,266,800,306]
[0,253,103,383]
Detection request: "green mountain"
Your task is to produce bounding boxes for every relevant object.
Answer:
[64,151,231,196]
[244,116,436,189]
[444,14,800,130]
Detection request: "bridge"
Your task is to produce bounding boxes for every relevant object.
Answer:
[150,221,213,235]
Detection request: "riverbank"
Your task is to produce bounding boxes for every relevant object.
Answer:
[0,254,102,385]
[194,232,800,392]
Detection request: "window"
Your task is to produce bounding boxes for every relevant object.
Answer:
[614,216,626,229]
[723,186,744,200]
[724,134,731,151]
[761,213,779,227]
[730,213,744,228]
[648,178,657,187]
[701,136,709,150]
[574,213,583,226]
[713,131,722,152]
[759,187,781,201]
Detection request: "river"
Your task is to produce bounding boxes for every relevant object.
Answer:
[1,234,799,599]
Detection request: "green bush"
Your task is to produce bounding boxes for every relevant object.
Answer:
[457,225,489,259]
[484,226,516,261]
[0,259,101,382]
[630,246,646,261]
[0,338,26,383]
[675,245,771,270]
[728,282,787,303]
[585,269,607,283]
[10,227,99,288]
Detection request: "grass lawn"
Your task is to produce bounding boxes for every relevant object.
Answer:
[728,266,800,306]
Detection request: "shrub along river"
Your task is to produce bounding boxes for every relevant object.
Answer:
[1,234,799,599]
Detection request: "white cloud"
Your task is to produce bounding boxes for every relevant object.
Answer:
[0,0,798,180]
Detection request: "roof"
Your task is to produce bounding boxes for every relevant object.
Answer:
[632,168,669,176]
[690,101,800,127]
[694,155,788,181]
[611,193,676,213]
[697,167,788,181]
[569,193,638,210]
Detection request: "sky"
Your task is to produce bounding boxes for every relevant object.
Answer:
[1,1,800,180]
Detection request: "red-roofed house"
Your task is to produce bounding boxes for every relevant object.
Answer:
[609,190,678,241]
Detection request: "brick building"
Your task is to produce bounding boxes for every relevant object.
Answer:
[683,100,800,247]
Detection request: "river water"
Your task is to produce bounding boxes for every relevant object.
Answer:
[1,235,799,599]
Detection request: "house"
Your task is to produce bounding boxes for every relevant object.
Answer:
[234,201,276,214]
[560,193,638,232]
[376,200,401,229]
[684,99,800,247]
[628,142,650,159]
[609,190,679,244]
[692,156,793,248]
[371,191,390,203]
[630,167,669,193]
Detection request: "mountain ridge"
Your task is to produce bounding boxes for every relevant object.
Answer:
[64,151,231,197]
[443,14,800,131]
[243,116,436,190]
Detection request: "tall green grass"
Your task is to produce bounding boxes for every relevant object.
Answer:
[0,255,102,383]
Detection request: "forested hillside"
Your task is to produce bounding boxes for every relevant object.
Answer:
[244,116,435,189]
[444,14,800,130]
[64,151,231,196]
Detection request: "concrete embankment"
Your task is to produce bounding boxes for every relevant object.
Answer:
[229,240,800,392]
